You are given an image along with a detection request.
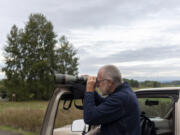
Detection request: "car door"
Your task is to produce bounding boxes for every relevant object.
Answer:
[136,89,179,135]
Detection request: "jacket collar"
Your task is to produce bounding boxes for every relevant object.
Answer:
[110,82,129,95]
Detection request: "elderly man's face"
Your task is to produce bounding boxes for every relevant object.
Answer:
[97,69,111,96]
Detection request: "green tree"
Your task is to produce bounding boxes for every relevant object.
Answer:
[130,79,139,88]
[55,36,79,75]
[140,80,161,88]
[20,14,57,100]
[123,78,139,88]
[152,81,161,87]
[3,14,79,100]
[2,25,28,100]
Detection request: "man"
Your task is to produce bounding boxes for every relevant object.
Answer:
[83,65,141,135]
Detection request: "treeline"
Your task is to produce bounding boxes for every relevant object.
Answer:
[123,78,180,88]
[163,81,180,86]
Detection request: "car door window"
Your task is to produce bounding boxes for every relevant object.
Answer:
[138,97,172,118]
[138,97,174,135]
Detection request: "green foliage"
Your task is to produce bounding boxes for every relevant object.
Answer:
[2,14,79,100]
[55,36,79,75]
[124,78,163,88]
[140,80,161,88]
[124,78,139,88]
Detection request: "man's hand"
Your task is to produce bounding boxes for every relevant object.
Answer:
[86,76,96,92]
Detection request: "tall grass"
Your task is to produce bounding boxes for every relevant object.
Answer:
[0,101,83,133]
[55,100,83,128]
[138,98,172,118]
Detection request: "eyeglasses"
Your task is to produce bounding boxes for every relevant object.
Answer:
[96,79,109,86]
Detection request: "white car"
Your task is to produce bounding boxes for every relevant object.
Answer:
[40,77,179,135]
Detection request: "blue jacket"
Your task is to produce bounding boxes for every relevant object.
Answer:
[83,82,141,135]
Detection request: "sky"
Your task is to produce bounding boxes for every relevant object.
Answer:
[0,0,180,81]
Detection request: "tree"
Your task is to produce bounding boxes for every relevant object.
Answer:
[140,80,161,88]
[123,78,139,88]
[2,25,28,100]
[2,14,79,100]
[130,79,139,88]
[20,14,57,100]
[55,36,79,75]
[152,81,161,87]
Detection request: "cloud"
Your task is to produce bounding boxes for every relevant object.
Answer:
[107,45,180,62]
[79,45,180,64]
[78,46,180,80]
[1,0,180,81]
[50,0,180,30]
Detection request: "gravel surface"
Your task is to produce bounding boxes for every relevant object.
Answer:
[0,130,22,135]
[53,125,82,135]
[0,125,81,135]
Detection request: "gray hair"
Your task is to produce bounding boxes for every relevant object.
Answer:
[102,65,122,84]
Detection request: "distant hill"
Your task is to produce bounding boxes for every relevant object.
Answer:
[162,81,180,86]
[124,78,180,88]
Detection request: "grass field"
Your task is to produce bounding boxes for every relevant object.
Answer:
[0,101,83,134]
[0,86,175,134]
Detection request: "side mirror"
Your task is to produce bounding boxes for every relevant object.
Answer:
[71,119,86,132]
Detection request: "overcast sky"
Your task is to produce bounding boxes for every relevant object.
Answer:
[0,0,180,81]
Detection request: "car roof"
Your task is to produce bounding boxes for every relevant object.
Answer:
[135,87,180,93]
